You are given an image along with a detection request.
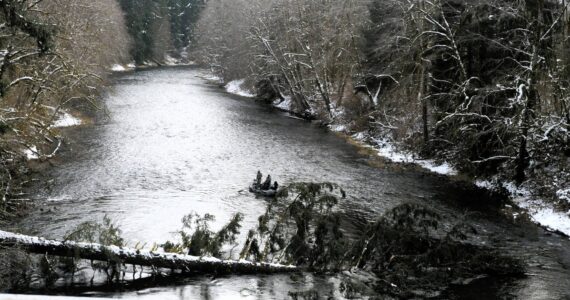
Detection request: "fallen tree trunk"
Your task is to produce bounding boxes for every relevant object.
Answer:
[0,230,297,275]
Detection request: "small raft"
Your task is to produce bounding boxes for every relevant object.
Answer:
[249,171,279,197]
[249,185,277,197]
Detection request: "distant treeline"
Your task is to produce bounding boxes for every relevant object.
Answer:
[118,0,205,64]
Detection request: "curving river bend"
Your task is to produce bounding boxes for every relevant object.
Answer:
[16,67,570,299]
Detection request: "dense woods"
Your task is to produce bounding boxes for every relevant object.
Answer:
[194,0,570,207]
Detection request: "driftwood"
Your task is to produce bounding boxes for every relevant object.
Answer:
[0,230,297,275]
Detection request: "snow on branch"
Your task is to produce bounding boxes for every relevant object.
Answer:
[0,230,298,275]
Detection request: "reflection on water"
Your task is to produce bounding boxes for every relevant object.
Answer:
[17,67,570,299]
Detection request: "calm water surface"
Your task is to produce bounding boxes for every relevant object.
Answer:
[16,67,570,299]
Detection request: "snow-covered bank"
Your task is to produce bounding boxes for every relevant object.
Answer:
[111,64,127,72]
[336,127,570,237]
[225,79,255,98]
[273,96,293,111]
[368,137,457,176]
[109,56,195,73]
[110,63,135,72]
[475,179,570,236]
[332,128,458,176]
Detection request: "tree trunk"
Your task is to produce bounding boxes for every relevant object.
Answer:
[0,230,297,275]
[418,0,430,147]
[516,0,544,184]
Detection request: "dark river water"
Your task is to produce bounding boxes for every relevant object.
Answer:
[15,67,570,299]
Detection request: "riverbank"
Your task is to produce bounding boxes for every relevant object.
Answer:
[219,76,570,238]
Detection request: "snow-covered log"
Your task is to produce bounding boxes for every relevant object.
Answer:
[0,230,297,275]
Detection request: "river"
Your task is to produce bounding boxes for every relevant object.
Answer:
[14,67,570,299]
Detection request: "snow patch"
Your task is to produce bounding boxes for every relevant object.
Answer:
[111,64,126,72]
[225,79,255,98]
[330,124,347,132]
[557,188,570,203]
[371,138,458,176]
[110,63,136,72]
[273,96,292,111]
[52,112,81,128]
[418,161,457,176]
[516,197,570,236]
[476,179,570,236]
[24,146,39,160]
[164,55,179,66]
[201,72,223,84]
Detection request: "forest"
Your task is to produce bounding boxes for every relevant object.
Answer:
[0,0,569,299]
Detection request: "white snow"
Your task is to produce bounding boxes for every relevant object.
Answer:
[330,124,347,132]
[23,146,39,160]
[476,179,570,236]
[201,72,223,83]
[52,112,81,128]
[557,188,570,203]
[273,96,292,111]
[370,137,458,176]
[111,64,126,72]
[475,179,494,190]
[418,161,457,176]
[0,230,297,272]
[164,55,179,66]
[516,197,570,236]
[225,79,255,98]
[110,63,136,72]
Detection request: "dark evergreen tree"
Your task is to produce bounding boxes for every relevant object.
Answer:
[118,0,157,64]
[168,0,205,51]
[118,0,205,64]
